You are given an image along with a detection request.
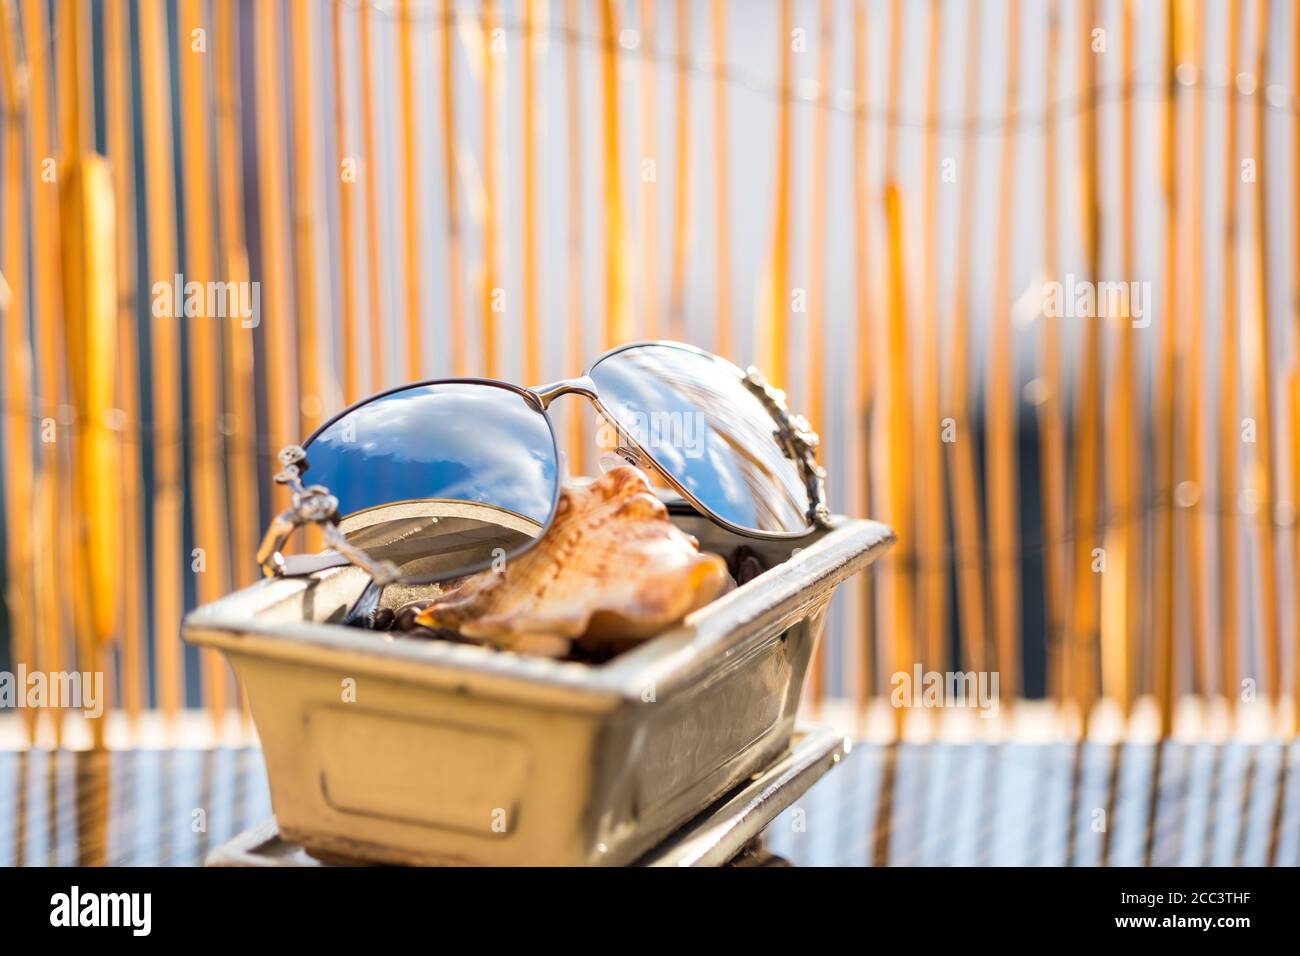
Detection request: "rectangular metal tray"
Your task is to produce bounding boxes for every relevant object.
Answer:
[205,725,850,867]
[183,513,892,866]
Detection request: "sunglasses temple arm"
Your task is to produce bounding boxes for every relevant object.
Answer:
[258,511,402,584]
[256,509,299,578]
[260,444,403,587]
[256,507,390,628]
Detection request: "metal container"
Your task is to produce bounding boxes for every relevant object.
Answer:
[183,513,892,866]
[206,726,850,867]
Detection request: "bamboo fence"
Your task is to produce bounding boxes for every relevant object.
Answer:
[1,0,1298,744]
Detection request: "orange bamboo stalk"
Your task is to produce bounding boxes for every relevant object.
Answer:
[599,0,632,349]
[668,0,691,340]
[1070,0,1105,733]
[1247,0,1280,708]
[105,0,147,726]
[256,1,297,456]
[805,0,833,705]
[213,0,258,726]
[441,0,467,376]
[360,0,387,390]
[1102,0,1140,715]
[55,0,91,158]
[565,0,587,475]
[711,0,731,356]
[640,0,659,339]
[884,184,914,733]
[24,0,70,743]
[522,0,541,384]
[289,0,324,430]
[483,0,501,375]
[57,0,111,750]
[915,0,948,673]
[873,0,904,723]
[853,0,876,703]
[765,0,792,385]
[1289,369,1300,728]
[1294,0,1300,731]
[0,0,38,742]
[1040,0,1070,704]
[58,0,119,743]
[178,0,232,728]
[138,0,184,719]
[1153,0,1188,736]
[1218,3,1241,712]
[1182,0,1210,697]
[948,0,989,678]
[59,155,118,749]
[883,0,902,178]
[986,0,1022,702]
[1292,372,1300,730]
[52,0,74,152]
[333,0,361,404]
[808,0,832,475]
[85,0,122,734]
[399,0,423,382]
[54,0,72,151]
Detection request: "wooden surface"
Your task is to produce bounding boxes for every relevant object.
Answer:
[3,739,1298,867]
[766,740,1300,867]
[0,748,271,866]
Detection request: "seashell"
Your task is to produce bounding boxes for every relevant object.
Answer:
[414,465,731,657]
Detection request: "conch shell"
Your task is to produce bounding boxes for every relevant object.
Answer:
[414,465,730,657]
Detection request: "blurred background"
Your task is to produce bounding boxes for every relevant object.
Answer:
[2,0,1300,755]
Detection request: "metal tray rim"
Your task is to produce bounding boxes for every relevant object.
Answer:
[183,517,893,705]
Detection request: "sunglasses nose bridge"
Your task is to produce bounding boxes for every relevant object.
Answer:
[529,375,598,410]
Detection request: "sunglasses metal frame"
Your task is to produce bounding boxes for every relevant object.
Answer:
[257,340,831,586]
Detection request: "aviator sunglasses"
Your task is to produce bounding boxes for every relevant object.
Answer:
[257,340,831,589]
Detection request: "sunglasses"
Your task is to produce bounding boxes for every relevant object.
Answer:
[256,341,830,589]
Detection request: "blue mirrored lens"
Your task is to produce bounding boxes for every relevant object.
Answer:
[589,345,812,533]
[304,382,558,526]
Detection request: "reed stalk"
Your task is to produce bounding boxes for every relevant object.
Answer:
[400,0,423,380]
[138,0,185,721]
[1217,3,1242,714]
[915,0,949,674]
[669,0,692,341]
[948,0,990,679]
[0,0,38,742]
[1069,0,1105,733]
[712,0,731,357]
